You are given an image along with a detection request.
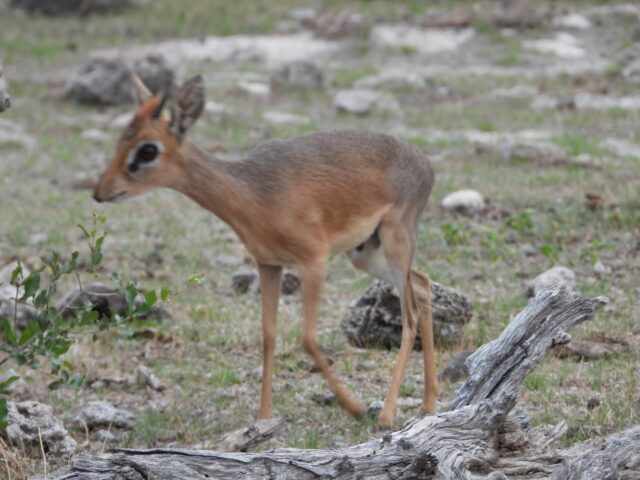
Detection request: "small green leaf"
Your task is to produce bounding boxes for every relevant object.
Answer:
[0,376,20,393]
[160,288,169,302]
[125,282,138,307]
[18,319,40,346]
[186,273,205,285]
[77,224,91,238]
[92,236,105,266]
[143,290,157,307]
[0,318,16,345]
[20,271,40,300]
[10,262,22,285]
[0,398,7,428]
[50,338,71,356]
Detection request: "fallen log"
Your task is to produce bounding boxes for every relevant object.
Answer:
[43,287,637,480]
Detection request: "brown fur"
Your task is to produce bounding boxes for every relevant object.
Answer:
[94,76,439,427]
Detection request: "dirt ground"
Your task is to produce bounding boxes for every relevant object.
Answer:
[0,0,638,476]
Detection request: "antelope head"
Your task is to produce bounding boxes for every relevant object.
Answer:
[93,74,205,203]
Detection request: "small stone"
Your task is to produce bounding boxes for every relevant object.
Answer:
[333,89,399,116]
[367,400,384,414]
[370,25,475,54]
[587,397,600,410]
[311,393,337,406]
[28,232,48,245]
[526,266,576,298]
[95,429,116,442]
[81,128,109,144]
[231,270,259,295]
[287,7,317,23]
[442,189,485,215]
[593,260,610,276]
[552,13,592,30]
[281,271,301,295]
[77,400,135,430]
[235,81,270,98]
[262,111,310,126]
[270,60,323,91]
[136,365,165,392]
[523,33,585,59]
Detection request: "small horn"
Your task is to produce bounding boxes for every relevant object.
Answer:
[131,73,152,105]
[152,83,172,120]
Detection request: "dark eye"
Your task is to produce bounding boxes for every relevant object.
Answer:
[135,143,158,164]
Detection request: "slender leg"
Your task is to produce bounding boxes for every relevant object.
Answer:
[410,269,440,414]
[377,223,420,428]
[257,263,282,419]
[299,258,366,417]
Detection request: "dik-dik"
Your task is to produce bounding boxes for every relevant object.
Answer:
[93,75,439,428]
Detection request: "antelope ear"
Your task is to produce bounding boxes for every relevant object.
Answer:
[170,75,205,137]
[131,73,152,105]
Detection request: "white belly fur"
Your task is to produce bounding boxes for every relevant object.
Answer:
[329,208,388,254]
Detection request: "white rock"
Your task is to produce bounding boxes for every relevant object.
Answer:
[491,84,537,99]
[354,72,427,90]
[553,13,592,30]
[370,25,475,54]
[601,138,640,160]
[81,128,109,144]
[594,260,610,276]
[575,93,640,110]
[0,118,36,150]
[205,101,229,114]
[236,81,270,98]
[333,89,399,115]
[441,189,485,215]
[96,33,339,67]
[262,111,310,126]
[527,266,576,297]
[524,33,585,59]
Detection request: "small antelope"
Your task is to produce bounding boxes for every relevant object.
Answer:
[94,74,439,427]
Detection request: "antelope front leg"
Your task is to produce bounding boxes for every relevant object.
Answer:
[299,259,366,417]
[257,263,282,419]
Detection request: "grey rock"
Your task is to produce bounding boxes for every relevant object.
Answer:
[526,266,576,298]
[95,429,116,442]
[281,271,301,295]
[10,0,131,16]
[5,401,77,456]
[342,280,473,350]
[231,270,260,295]
[262,111,310,126]
[56,282,169,321]
[77,400,135,430]
[64,54,174,106]
[523,33,585,59]
[333,89,399,116]
[442,189,485,215]
[136,365,165,391]
[270,61,323,91]
[439,350,474,383]
[370,25,475,54]
[231,269,300,296]
[552,13,592,30]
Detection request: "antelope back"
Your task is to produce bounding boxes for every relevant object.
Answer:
[93,75,205,203]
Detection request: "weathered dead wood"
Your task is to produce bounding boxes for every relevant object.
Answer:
[211,417,285,452]
[43,288,636,480]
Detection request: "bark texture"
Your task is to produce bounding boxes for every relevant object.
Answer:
[44,288,637,480]
[0,64,10,112]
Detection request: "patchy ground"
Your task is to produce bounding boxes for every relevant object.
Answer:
[0,0,639,476]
